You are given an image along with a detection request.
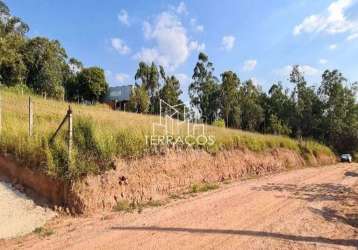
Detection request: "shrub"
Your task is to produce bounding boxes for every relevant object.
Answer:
[190,183,219,193]
[212,119,225,128]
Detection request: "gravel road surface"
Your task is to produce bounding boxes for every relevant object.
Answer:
[0,181,56,239]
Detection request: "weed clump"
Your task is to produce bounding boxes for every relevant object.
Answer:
[33,227,54,237]
[189,183,219,193]
[113,199,167,214]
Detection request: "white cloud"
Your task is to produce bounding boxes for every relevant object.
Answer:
[115,73,130,83]
[319,59,328,65]
[221,35,236,51]
[329,43,337,50]
[347,33,358,41]
[243,59,257,71]
[190,18,204,32]
[135,12,203,71]
[111,38,130,55]
[134,48,164,65]
[196,25,204,32]
[276,65,320,77]
[299,65,320,76]
[189,40,205,51]
[176,2,188,15]
[293,0,357,36]
[143,21,152,39]
[118,9,129,26]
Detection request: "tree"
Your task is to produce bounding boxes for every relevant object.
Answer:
[77,67,108,102]
[220,71,240,127]
[68,57,83,73]
[129,84,150,113]
[0,1,28,86]
[318,70,358,152]
[64,58,83,101]
[0,34,27,86]
[135,62,160,113]
[0,1,29,37]
[158,67,185,119]
[189,52,220,123]
[239,80,264,131]
[22,37,68,98]
[290,65,323,138]
[159,66,183,105]
[262,82,294,135]
[268,114,291,135]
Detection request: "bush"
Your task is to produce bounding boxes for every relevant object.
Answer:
[212,119,225,128]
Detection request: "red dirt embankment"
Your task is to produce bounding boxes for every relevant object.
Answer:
[0,148,335,214]
[0,155,66,206]
[68,148,335,214]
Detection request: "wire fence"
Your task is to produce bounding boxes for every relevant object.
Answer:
[0,93,73,168]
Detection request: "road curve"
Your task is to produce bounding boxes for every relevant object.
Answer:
[3,163,358,250]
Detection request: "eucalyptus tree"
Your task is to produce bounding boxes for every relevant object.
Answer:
[189,52,220,123]
[290,65,323,138]
[135,62,160,113]
[239,79,264,131]
[159,66,183,106]
[220,70,240,127]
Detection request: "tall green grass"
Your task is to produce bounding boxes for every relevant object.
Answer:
[0,87,335,180]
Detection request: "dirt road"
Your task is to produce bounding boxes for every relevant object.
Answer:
[3,163,358,250]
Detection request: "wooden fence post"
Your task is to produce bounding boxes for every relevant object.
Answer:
[0,93,2,134]
[67,106,73,167]
[28,97,33,137]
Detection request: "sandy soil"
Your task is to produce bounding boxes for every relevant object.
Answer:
[2,163,357,250]
[0,181,56,239]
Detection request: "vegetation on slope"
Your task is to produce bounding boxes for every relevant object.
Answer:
[0,87,333,180]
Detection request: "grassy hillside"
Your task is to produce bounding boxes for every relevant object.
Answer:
[0,87,334,180]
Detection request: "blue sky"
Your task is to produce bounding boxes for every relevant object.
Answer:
[6,0,358,102]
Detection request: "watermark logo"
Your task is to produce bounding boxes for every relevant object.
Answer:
[145,99,215,147]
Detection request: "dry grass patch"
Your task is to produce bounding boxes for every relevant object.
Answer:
[0,87,335,181]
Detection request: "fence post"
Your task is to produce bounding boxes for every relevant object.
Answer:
[28,97,33,137]
[67,106,73,168]
[0,93,2,134]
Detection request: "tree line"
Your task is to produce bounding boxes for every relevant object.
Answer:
[0,1,108,102]
[130,52,358,155]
